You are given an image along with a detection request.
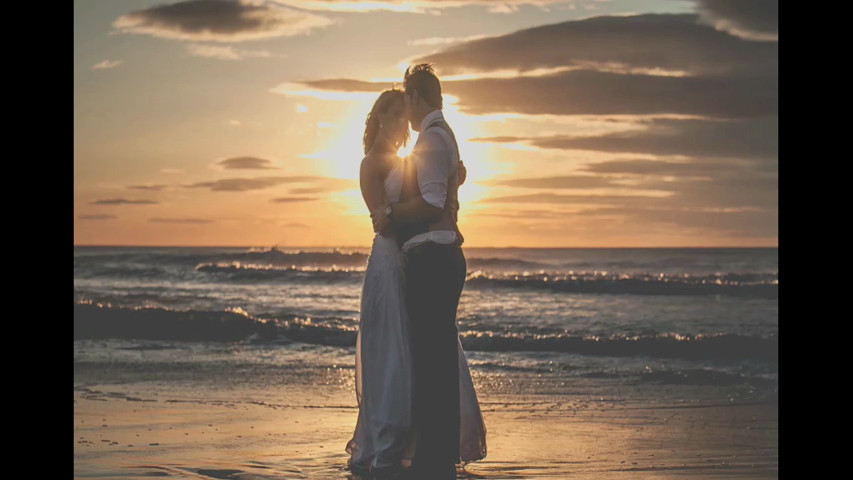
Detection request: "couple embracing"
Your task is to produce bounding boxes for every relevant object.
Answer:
[345,64,487,480]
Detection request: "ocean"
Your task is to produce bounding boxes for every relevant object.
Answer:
[74,245,778,407]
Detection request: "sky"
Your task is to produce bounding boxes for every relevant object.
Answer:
[73,0,778,248]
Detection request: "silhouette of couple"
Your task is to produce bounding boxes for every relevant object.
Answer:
[345,64,487,480]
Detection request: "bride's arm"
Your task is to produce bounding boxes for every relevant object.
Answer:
[359,156,398,237]
[359,155,384,217]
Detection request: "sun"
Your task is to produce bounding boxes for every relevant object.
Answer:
[306,93,500,214]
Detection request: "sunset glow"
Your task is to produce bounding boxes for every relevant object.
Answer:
[75,0,777,247]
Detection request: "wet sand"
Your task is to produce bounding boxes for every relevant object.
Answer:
[74,384,777,479]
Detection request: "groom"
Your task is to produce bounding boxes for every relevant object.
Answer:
[372,63,466,480]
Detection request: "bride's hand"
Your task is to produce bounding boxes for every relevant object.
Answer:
[458,161,467,186]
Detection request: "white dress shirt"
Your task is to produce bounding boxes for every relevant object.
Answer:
[401,110,459,253]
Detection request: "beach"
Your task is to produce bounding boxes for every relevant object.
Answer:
[74,377,777,479]
[74,340,777,479]
[74,246,778,479]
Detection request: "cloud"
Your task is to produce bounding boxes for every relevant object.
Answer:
[297,69,776,118]
[272,0,569,14]
[271,81,384,102]
[214,156,278,170]
[483,154,776,208]
[471,116,778,160]
[413,13,776,77]
[112,0,335,43]
[582,158,734,176]
[92,60,122,70]
[477,209,574,219]
[186,43,279,60]
[128,184,168,191]
[274,13,777,120]
[484,175,618,189]
[483,193,671,205]
[451,71,775,118]
[90,198,159,205]
[694,0,778,41]
[274,9,776,243]
[296,78,378,92]
[481,168,777,239]
[288,13,776,120]
[488,3,520,14]
[407,34,490,47]
[184,175,321,192]
[571,204,776,238]
[270,196,319,202]
[149,217,214,224]
[78,214,118,220]
[480,153,776,238]
[658,172,777,210]
[182,175,356,193]
[287,186,327,194]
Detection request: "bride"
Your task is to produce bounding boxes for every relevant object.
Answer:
[345,89,487,479]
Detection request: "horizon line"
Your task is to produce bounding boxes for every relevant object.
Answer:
[73,243,779,249]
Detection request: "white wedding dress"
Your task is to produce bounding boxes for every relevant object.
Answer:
[346,162,487,472]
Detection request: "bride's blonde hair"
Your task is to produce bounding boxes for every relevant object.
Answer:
[363,89,409,155]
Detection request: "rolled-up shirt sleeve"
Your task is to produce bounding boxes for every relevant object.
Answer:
[413,130,450,209]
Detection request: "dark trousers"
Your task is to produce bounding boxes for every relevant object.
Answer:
[404,242,467,480]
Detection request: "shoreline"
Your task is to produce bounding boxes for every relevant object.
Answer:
[74,383,777,479]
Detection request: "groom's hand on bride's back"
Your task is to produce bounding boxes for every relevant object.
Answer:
[378,224,397,237]
[458,161,467,186]
[370,204,395,236]
[370,206,385,233]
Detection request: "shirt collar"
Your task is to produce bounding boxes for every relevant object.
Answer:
[419,109,444,133]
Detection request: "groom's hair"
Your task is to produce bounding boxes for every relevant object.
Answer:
[403,63,442,109]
